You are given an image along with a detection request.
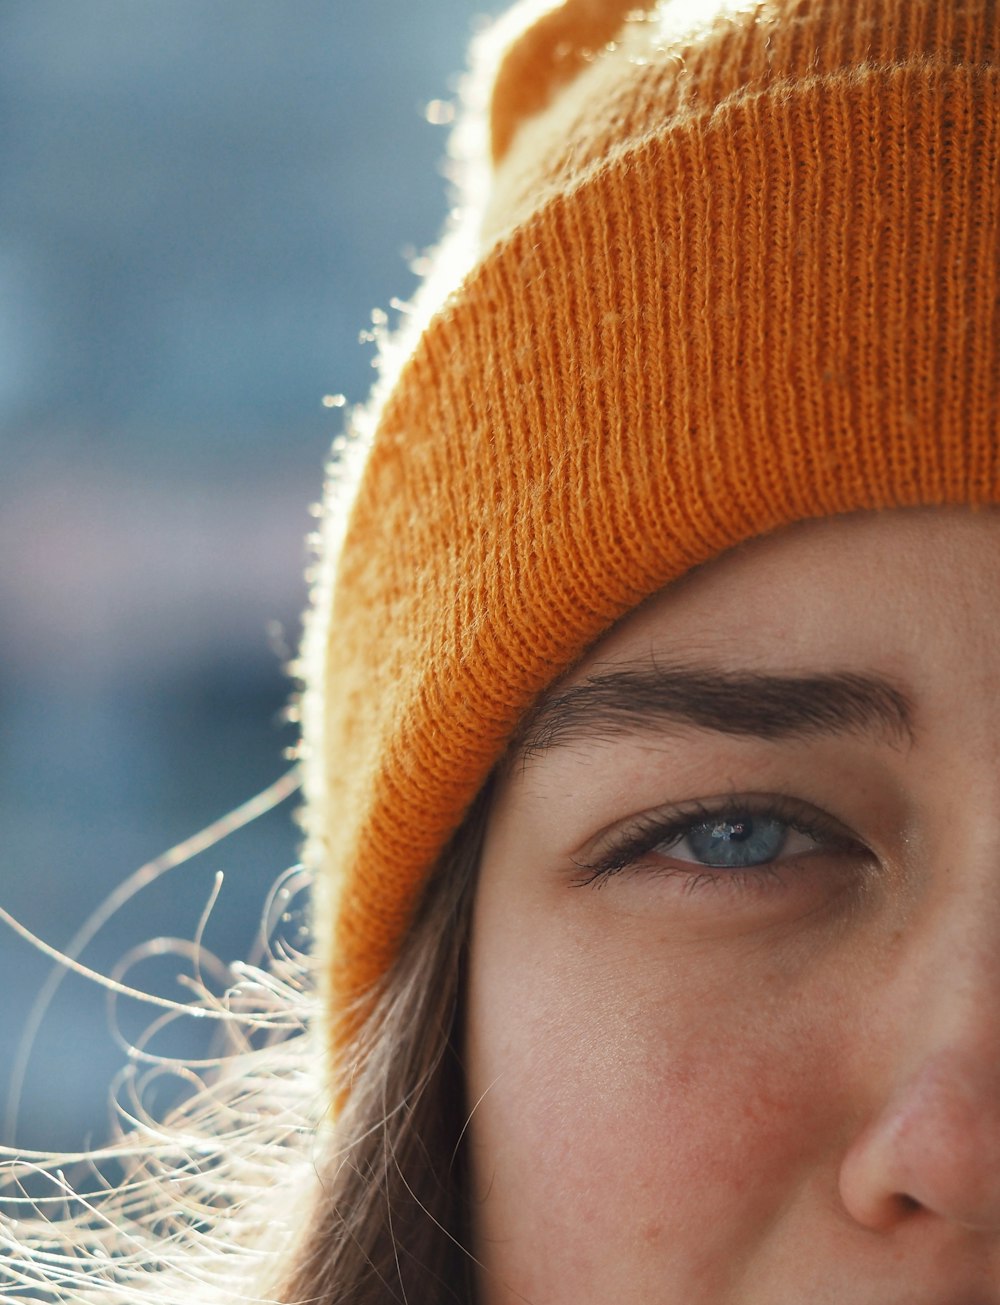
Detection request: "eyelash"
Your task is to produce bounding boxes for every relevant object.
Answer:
[570,793,869,894]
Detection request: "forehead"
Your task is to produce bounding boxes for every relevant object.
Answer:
[566,507,1000,681]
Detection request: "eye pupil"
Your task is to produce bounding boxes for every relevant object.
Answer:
[714,818,752,842]
[684,814,786,868]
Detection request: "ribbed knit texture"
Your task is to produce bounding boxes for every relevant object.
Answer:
[303,0,1000,1056]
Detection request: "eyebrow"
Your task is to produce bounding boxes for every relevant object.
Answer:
[512,663,915,763]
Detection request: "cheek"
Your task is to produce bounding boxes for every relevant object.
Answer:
[464,898,846,1297]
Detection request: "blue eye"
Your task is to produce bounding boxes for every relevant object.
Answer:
[664,815,789,869]
[572,795,850,889]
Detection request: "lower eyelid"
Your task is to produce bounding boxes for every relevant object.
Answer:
[588,837,875,901]
[594,844,864,905]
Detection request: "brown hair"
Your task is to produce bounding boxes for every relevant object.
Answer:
[0,782,489,1304]
[272,781,492,1304]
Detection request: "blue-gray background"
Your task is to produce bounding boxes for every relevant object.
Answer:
[1,0,502,1152]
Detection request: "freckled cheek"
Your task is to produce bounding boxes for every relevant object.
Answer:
[465,934,836,1272]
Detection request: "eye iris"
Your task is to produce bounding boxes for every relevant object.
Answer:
[684,815,787,868]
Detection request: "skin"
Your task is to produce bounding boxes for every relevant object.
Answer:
[465,507,1000,1304]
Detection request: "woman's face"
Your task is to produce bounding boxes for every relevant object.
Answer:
[465,507,1000,1304]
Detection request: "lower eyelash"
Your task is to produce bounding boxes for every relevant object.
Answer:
[569,859,789,894]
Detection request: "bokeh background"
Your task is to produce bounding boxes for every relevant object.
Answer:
[0,0,502,1153]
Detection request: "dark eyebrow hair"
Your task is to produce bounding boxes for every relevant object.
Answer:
[511,663,915,763]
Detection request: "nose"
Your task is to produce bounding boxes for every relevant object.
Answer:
[839,1047,1000,1232]
[837,873,1000,1237]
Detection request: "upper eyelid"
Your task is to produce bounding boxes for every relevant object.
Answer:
[575,791,742,862]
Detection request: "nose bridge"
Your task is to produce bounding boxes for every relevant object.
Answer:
[897,844,1000,1074]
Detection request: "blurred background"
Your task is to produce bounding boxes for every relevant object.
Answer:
[0,0,502,1153]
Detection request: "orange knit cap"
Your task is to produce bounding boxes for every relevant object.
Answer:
[301,0,1000,1056]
